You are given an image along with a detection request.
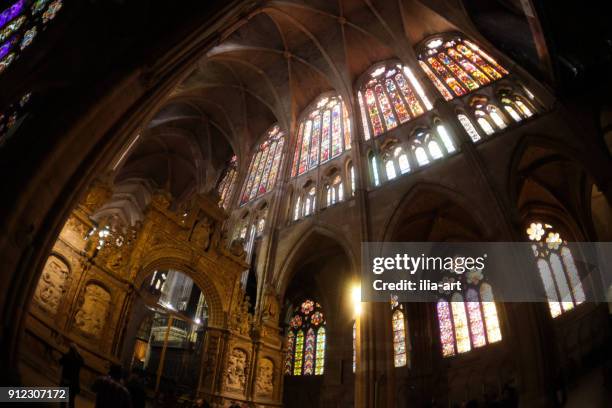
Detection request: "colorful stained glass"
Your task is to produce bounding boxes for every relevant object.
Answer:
[438,52,479,91]
[479,284,502,343]
[392,309,407,367]
[427,57,467,97]
[419,61,453,101]
[0,0,63,77]
[266,139,283,192]
[0,15,25,42]
[218,157,237,209]
[0,1,24,30]
[241,126,285,204]
[447,48,490,86]
[385,78,410,123]
[464,40,508,75]
[291,122,304,177]
[257,141,276,196]
[374,84,397,131]
[402,65,433,110]
[450,294,471,354]
[315,327,326,375]
[285,331,295,374]
[310,113,322,168]
[303,328,316,375]
[331,104,342,157]
[301,300,314,315]
[455,43,501,80]
[352,321,357,373]
[395,74,424,117]
[365,88,385,136]
[342,105,351,150]
[465,288,486,348]
[292,95,351,176]
[437,300,456,357]
[298,120,312,175]
[293,330,304,375]
[358,91,372,140]
[419,37,508,100]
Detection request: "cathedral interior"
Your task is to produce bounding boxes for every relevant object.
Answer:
[1,0,612,407]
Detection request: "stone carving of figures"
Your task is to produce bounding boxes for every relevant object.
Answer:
[34,255,70,314]
[255,358,274,396]
[225,348,247,390]
[74,284,111,337]
[192,217,213,251]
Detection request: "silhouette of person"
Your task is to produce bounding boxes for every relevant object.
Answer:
[59,343,84,408]
[91,364,132,408]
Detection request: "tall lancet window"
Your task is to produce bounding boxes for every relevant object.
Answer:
[240,125,285,205]
[291,94,351,177]
[436,262,502,357]
[217,155,237,209]
[526,222,585,318]
[284,300,326,376]
[357,62,433,140]
[391,296,408,367]
[1,0,64,76]
[418,35,508,100]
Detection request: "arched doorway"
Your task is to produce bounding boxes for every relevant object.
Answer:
[121,269,209,398]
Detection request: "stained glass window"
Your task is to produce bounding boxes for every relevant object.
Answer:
[292,95,351,177]
[436,260,502,357]
[285,300,326,376]
[418,36,508,100]
[352,320,357,373]
[358,63,431,139]
[392,305,407,367]
[526,222,585,318]
[217,155,237,209]
[349,163,356,196]
[0,0,63,76]
[241,125,285,205]
[0,91,30,145]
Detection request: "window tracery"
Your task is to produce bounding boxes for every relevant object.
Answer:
[391,296,408,367]
[241,125,285,205]
[217,155,237,209]
[418,35,508,100]
[526,222,585,318]
[357,62,433,140]
[291,95,351,177]
[284,300,326,376]
[436,263,502,357]
[0,0,63,76]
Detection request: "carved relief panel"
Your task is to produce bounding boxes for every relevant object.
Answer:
[33,255,70,314]
[224,347,248,392]
[255,357,274,397]
[74,283,111,338]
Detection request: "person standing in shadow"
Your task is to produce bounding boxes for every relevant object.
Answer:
[92,364,132,408]
[59,343,84,408]
[126,368,146,408]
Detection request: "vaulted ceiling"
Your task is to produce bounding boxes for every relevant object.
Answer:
[108,0,477,222]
